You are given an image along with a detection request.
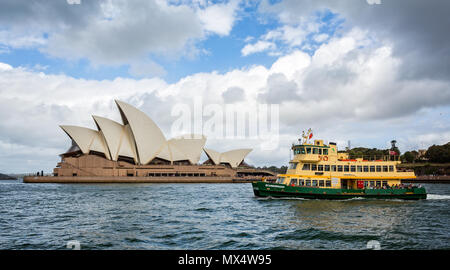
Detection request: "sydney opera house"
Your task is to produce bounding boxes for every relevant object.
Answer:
[24,100,275,183]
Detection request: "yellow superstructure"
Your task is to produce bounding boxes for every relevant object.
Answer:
[276,139,416,189]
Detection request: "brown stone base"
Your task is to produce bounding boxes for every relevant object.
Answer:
[402,175,450,184]
[23,176,260,184]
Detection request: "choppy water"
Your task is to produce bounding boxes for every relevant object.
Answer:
[0,179,449,250]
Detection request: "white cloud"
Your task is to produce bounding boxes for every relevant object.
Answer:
[269,50,310,80]
[314,33,329,43]
[1,28,449,173]
[128,59,167,78]
[241,40,276,56]
[0,0,242,76]
[0,63,13,71]
[197,0,240,36]
[0,30,46,49]
[241,10,328,57]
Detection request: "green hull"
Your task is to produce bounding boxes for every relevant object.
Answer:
[252,182,427,200]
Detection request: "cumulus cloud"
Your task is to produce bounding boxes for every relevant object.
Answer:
[197,0,241,36]
[259,0,450,81]
[0,0,241,76]
[1,25,449,172]
[222,86,245,103]
[241,40,276,56]
[43,0,204,65]
[1,0,450,172]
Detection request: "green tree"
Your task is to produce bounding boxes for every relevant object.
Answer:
[425,142,450,163]
[401,151,417,163]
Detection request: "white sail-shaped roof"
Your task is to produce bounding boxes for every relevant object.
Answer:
[155,143,172,161]
[204,148,252,168]
[168,135,206,164]
[167,143,189,161]
[204,148,221,165]
[60,125,110,159]
[155,139,199,163]
[92,116,137,162]
[221,149,252,168]
[115,100,166,165]
[121,124,138,161]
[60,100,251,167]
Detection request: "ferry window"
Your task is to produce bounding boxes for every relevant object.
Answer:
[376,166,381,172]
[306,180,311,186]
[300,147,306,154]
[325,165,330,171]
[276,177,285,184]
[312,180,318,186]
[357,166,362,172]
[299,179,305,186]
[331,165,336,171]
[289,163,298,169]
[326,180,331,187]
[311,164,317,171]
[290,179,298,186]
[383,166,388,172]
[319,180,325,187]
[382,181,388,187]
[344,165,349,172]
[318,165,324,171]
[376,181,381,187]
[337,165,343,172]
[364,181,369,188]
[306,147,312,154]
[350,165,356,172]
[389,165,395,172]
[363,166,369,172]
[318,148,322,155]
[313,148,319,154]
[370,181,375,187]
[370,166,375,172]
[323,149,328,155]
[302,164,311,170]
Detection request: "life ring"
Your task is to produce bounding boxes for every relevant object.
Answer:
[323,156,328,161]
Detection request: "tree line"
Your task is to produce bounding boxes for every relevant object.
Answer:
[401,142,450,163]
[256,142,450,174]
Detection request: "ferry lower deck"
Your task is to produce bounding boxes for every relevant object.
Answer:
[252,181,427,200]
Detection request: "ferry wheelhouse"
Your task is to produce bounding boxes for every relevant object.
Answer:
[252,135,427,200]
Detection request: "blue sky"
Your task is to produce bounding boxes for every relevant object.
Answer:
[0,1,343,83]
[0,0,449,173]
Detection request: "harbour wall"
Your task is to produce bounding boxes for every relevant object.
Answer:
[402,175,450,184]
[23,176,259,184]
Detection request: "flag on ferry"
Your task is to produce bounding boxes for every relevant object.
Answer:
[309,132,313,139]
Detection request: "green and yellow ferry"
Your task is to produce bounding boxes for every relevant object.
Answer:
[253,135,427,200]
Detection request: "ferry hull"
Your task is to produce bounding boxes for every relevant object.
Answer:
[252,182,427,200]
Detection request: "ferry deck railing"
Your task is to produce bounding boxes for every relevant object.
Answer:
[345,155,400,161]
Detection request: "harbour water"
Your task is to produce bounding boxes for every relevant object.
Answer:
[0,180,449,250]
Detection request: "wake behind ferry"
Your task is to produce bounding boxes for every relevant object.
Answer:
[253,131,427,200]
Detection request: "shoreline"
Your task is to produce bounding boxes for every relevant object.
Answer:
[402,175,450,184]
[22,175,260,184]
[21,175,450,184]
